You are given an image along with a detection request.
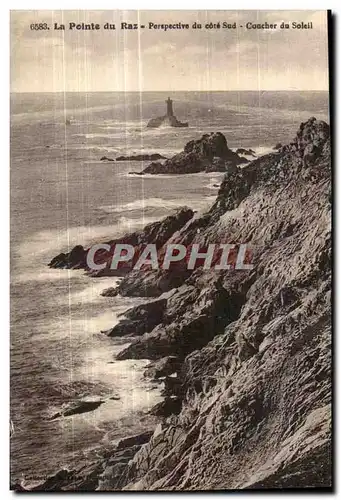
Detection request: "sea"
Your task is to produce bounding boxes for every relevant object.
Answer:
[10,91,329,485]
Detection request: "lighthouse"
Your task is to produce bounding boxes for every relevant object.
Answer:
[166,97,174,117]
[147,97,188,128]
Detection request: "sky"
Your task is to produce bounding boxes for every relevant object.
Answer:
[10,10,329,92]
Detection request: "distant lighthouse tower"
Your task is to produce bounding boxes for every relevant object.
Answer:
[166,97,174,117]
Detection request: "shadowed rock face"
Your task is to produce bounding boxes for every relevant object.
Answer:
[42,118,331,491]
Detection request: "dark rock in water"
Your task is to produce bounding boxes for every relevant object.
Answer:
[141,132,246,175]
[116,153,166,161]
[100,156,115,162]
[144,356,181,379]
[49,245,86,269]
[128,171,145,176]
[273,143,283,150]
[49,400,105,420]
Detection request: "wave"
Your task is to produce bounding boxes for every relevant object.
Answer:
[98,195,216,215]
[14,217,161,277]
[98,197,190,214]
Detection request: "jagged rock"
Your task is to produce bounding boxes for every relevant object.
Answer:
[116,153,166,161]
[48,245,86,269]
[141,133,246,175]
[106,299,167,337]
[116,280,248,361]
[273,143,282,150]
[150,397,182,417]
[144,356,181,379]
[115,431,153,450]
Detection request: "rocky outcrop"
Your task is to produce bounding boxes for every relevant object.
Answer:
[139,133,247,175]
[49,244,87,270]
[116,153,166,161]
[44,117,331,491]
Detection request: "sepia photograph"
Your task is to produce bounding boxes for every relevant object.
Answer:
[10,9,332,491]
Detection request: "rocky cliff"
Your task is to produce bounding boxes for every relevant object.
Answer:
[42,117,331,491]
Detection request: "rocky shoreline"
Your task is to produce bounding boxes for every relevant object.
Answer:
[17,117,331,491]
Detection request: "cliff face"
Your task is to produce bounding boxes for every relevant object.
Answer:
[44,117,331,491]
[102,117,332,490]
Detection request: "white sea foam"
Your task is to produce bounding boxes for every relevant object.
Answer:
[15,217,161,276]
[98,195,216,215]
[252,146,275,156]
[99,197,189,213]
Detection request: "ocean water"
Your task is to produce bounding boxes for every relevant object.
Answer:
[10,91,329,484]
